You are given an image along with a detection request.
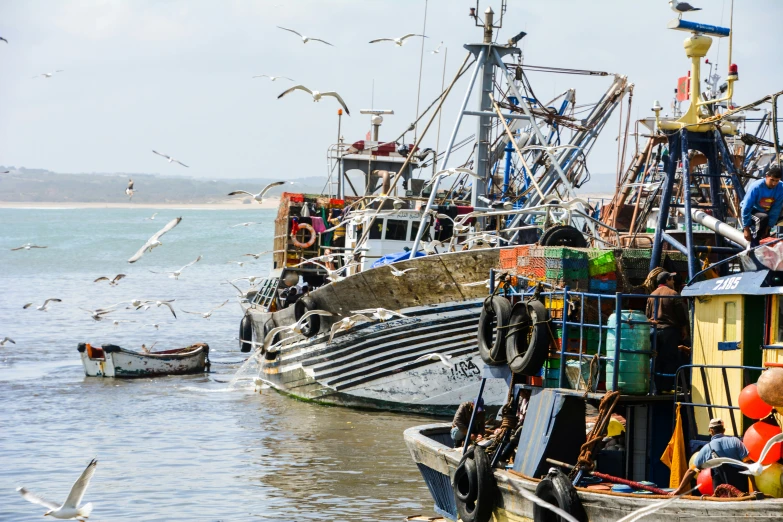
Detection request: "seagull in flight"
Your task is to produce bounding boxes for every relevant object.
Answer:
[152,150,189,168]
[278,85,351,116]
[276,26,334,46]
[148,254,202,280]
[11,243,47,251]
[33,70,64,79]
[226,260,245,267]
[413,352,452,367]
[231,222,262,228]
[263,309,335,349]
[231,275,264,285]
[253,74,294,82]
[700,433,783,476]
[23,299,62,312]
[423,167,480,187]
[429,42,443,54]
[140,299,177,319]
[17,458,97,521]
[670,0,701,18]
[146,212,158,220]
[0,36,8,44]
[369,33,427,46]
[429,211,470,233]
[242,249,283,260]
[125,179,134,199]
[228,181,286,203]
[351,308,409,322]
[143,323,164,330]
[1,337,16,346]
[329,314,373,342]
[93,274,126,286]
[388,265,416,277]
[80,307,115,322]
[127,217,182,263]
[181,300,230,319]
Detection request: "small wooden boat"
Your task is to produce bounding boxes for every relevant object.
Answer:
[77,342,209,378]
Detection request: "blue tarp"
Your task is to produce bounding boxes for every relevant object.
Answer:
[371,250,426,268]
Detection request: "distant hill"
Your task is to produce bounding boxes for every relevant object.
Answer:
[0,167,333,203]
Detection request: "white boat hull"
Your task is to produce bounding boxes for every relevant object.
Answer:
[78,343,209,378]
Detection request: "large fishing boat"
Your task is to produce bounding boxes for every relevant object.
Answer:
[406,7,783,521]
[239,2,631,414]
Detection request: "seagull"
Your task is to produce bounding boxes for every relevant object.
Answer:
[420,240,444,254]
[670,0,701,18]
[389,266,417,277]
[298,259,355,282]
[351,308,409,322]
[429,42,443,54]
[181,300,230,319]
[228,181,286,204]
[329,314,373,342]
[149,255,202,280]
[223,280,251,298]
[263,309,335,349]
[93,274,126,286]
[146,212,158,220]
[618,486,699,522]
[423,167,480,187]
[430,211,470,233]
[143,323,163,330]
[11,243,47,251]
[231,222,262,228]
[0,36,7,44]
[700,433,783,476]
[413,352,452,367]
[369,33,427,46]
[23,299,62,312]
[226,260,245,267]
[17,458,97,521]
[127,217,182,263]
[125,179,134,199]
[232,275,263,285]
[1,337,16,346]
[242,249,283,260]
[276,26,334,46]
[152,150,189,168]
[461,279,491,288]
[141,299,177,319]
[253,74,294,81]
[368,195,405,208]
[80,307,115,322]
[278,85,351,116]
[112,319,134,327]
[33,70,64,79]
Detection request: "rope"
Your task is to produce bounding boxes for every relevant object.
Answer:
[412,0,428,143]
[643,267,666,294]
[570,390,621,478]
[583,354,600,397]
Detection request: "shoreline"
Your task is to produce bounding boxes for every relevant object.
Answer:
[0,199,281,210]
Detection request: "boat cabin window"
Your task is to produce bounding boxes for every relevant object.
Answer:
[410,220,420,241]
[385,219,408,241]
[369,219,383,240]
[724,301,738,341]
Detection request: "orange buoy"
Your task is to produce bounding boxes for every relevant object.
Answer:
[744,421,783,465]
[757,368,783,408]
[697,468,713,495]
[738,384,773,419]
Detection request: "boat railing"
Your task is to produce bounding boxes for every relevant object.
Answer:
[491,269,689,395]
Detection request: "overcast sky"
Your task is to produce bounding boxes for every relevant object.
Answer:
[1,0,781,191]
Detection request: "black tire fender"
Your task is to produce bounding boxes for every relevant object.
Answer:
[453,446,478,504]
[294,296,321,338]
[239,314,254,353]
[533,468,586,522]
[506,300,551,376]
[454,446,496,522]
[477,296,512,365]
[540,225,587,248]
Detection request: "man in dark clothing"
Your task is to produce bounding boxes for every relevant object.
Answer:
[646,271,689,392]
[451,398,486,446]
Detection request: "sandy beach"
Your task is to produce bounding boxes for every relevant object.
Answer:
[0,199,281,210]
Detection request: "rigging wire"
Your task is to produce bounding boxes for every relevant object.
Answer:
[413,0,428,143]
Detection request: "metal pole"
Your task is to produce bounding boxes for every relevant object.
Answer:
[473,48,493,207]
[612,292,622,392]
[680,130,698,280]
[558,286,569,388]
[650,135,678,271]
[336,111,343,200]
[410,49,486,256]
[463,378,487,455]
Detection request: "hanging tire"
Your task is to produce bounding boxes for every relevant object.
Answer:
[478,296,512,365]
[540,225,587,248]
[506,300,550,376]
[454,446,496,522]
[294,296,321,338]
[533,468,586,522]
[453,447,479,504]
[239,315,253,353]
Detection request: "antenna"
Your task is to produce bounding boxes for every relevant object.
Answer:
[359,110,395,141]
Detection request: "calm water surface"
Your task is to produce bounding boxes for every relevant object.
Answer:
[0,208,435,521]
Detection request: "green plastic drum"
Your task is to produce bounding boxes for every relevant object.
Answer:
[606,310,650,394]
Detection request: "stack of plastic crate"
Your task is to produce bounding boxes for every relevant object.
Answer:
[542,247,589,290]
[587,250,618,294]
[617,248,652,287]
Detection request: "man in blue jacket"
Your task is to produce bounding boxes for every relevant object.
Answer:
[741,165,783,246]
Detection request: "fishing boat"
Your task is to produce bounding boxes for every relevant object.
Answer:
[239,2,631,414]
[406,8,783,521]
[77,342,209,378]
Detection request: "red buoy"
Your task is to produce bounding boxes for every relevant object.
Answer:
[738,384,773,419]
[697,468,713,495]
[744,422,783,465]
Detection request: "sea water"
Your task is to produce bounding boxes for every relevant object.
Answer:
[0,208,432,521]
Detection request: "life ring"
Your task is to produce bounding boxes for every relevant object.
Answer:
[506,300,550,376]
[294,296,321,338]
[478,296,512,365]
[539,225,587,248]
[291,223,316,249]
[533,468,586,522]
[453,446,496,522]
[239,314,254,353]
